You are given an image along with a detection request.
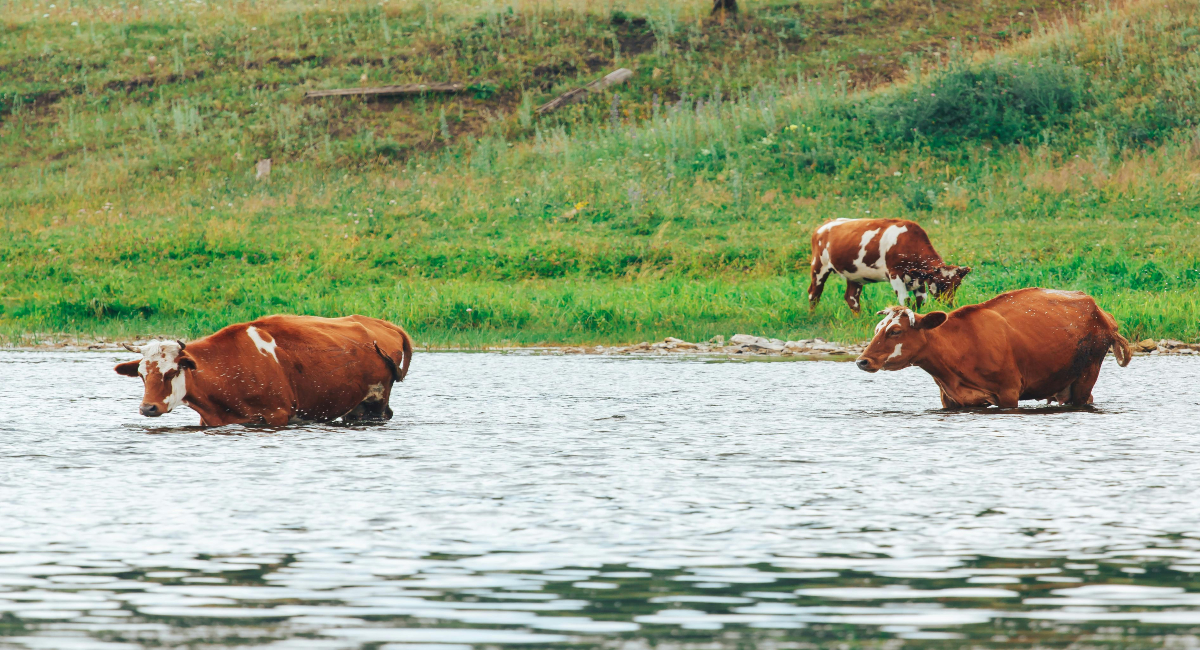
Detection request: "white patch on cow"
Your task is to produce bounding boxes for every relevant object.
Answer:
[816,218,854,235]
[137,340,188,413]
[246,326,279,362]
[809,244,835,301]
[939,267,957,278]
[889,275,909,304]
[874,308,916,334]
[887,343,903,360]
[364,382,386,401]
[850,228,881,270]
[835,223,910,287]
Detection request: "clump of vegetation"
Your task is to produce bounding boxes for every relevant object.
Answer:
[867,54,1085,145]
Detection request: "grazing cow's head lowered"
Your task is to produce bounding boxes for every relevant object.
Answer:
[856,307,947,373]
[929,265,971,304]
[114,340,195,417]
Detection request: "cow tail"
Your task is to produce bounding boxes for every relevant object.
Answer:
[374,341,402,383]
[399,331,412,381]
[1099,308,1132,367]
[1112,332,1132,367]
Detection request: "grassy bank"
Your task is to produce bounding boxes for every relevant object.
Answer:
[2,0,1198,346]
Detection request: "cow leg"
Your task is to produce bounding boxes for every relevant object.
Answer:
[807,260,833,309]
[994,388,1020,409]
[843,281,864,314]
[888,273,909,306]
[343,382,393,423]
[939,389,962,409]
[1068,361,1103,406]
[911,283,927,311]
[263,409,291,427]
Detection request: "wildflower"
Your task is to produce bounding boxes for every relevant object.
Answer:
[931,93,936,97]
[71,21,78,26]
[389,200,397,204]
[865,210,871,214]
[574,201,588,210]
[466,308,473,312]
[788,124,798,131]
[701,149,711,155]
[893,171,901,176]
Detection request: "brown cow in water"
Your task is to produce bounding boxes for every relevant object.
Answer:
[855,288,1131,408]
[808,218,971,313]
[115,315,413,426]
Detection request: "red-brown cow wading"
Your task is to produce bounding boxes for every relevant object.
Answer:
[115,315,413,426]
[855,288,1132,408]
[808,218,970,313]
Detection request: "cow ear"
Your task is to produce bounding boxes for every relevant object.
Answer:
[958,266,972,278]
[177,355,196,370]
[115,361,141,377]
[918,311,948,330]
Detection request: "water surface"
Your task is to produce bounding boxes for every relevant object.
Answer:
[1,351,1199,648]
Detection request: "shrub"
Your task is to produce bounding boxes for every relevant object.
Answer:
[866,58,1084,145]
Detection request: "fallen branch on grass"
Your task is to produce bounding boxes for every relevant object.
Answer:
[304,82,465,99]
[535,68,633,115]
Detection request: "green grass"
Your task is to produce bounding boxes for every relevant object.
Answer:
[2,0,1198,346]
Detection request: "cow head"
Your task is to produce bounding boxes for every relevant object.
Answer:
[928,265,971,304]
[856,307,947,373]
[114,340,195,417]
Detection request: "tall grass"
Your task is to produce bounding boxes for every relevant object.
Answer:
[1,0,1198,346]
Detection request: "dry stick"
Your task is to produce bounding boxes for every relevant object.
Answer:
[535,68,634,115]
[304,83,466,99]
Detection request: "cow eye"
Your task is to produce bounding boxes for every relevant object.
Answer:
[887,328,901,337]
[162,369,178,381]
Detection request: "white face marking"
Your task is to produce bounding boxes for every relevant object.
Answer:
[137,340,188,412]
[939,267,956,278]
[887,343,903,360]
[247,326,279,361]
[873,308,916,334]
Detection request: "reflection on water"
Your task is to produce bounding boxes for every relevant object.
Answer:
[1,351,1199,648]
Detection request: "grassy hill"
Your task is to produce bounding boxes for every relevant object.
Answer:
[1,0,1198,346]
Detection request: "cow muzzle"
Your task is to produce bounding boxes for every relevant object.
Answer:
[140,403,163,417]
[855,357,879,373]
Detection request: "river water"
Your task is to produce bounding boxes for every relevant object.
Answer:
[1,350,1199,649]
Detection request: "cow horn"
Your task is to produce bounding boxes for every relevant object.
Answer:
[176,339,187,351]
[875,310,887,316]
[123,343,142,353]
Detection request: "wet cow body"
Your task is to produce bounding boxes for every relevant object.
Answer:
[115,315,413,426]
[807,218,970,313]
[855,288,1132,408]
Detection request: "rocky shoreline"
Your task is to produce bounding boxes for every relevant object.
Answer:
[5,336,1198,357]
[519,335,1200,358]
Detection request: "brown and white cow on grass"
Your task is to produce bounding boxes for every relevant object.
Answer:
[808,218,970,313]
[855,288,1131,408]
[115,315,413,426]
